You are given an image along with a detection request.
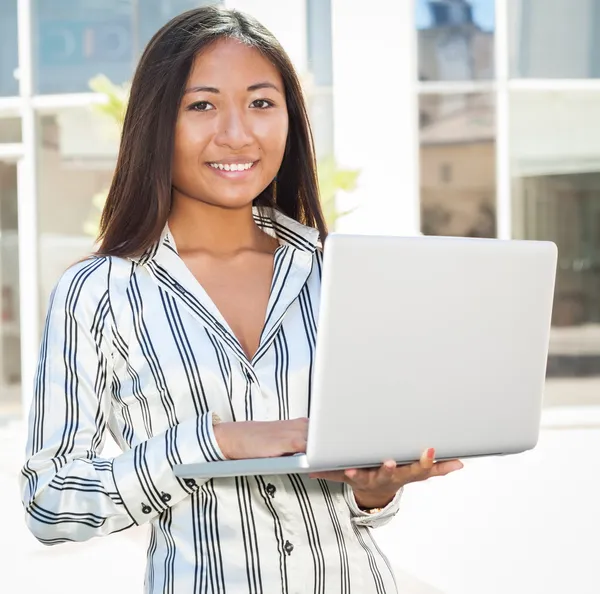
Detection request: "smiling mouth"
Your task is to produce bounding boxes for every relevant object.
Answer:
[208,161,257,172]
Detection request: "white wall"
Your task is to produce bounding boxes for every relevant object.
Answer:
[225,0,420,236]
[224,0,308,75]
[331,0,420,236]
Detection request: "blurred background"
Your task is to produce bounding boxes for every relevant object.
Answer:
[1,1,600,593]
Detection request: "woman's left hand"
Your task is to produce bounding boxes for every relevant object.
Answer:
[308,448,464,509]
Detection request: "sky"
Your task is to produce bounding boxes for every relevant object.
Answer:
[415,0,496,31]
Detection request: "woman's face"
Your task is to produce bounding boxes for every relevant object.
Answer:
[172,38,289,210]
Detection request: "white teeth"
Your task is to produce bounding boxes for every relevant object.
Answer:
[210,162,254,171]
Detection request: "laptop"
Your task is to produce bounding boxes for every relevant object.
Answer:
[174,233,557,480]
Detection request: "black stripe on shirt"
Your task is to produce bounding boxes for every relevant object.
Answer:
[161,290,211,416]
[27,501,107,528]
[289,474,326,594]
[351,523,387,594]
[253,215,317,252]
[201,481,226,592]
[236,477,263,594]
[149,262,248,365]
[319,481,351,594]
[274,330,290,420]
[129,276,179,427]
[365,528,399,594]
[256,477,289,594]
[298,284,317,411]
[206,331,236,421]
[133,440,166,514]
[57,257,108,469]
[157,508,176,594]
[146,524,158,593]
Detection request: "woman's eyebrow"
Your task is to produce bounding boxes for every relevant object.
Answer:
[185,85,219,94]
[247,82,282,93]
[185,82,282,94]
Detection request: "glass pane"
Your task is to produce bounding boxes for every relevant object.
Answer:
[509,0,600,78]
[0,118,22,144]
[306,0,333,161]
[419,93,496,237]
[0,0,19,96]
[34,0,135,94]
[416,0,495,81]
[33,1,222,94]
[511,91,600,399]
[37,110,117,321]
[0,162,20,416]
[137,1,222,56]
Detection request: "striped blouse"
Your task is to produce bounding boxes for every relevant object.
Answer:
[20,207,402,594]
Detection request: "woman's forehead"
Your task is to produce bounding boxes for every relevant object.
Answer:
[187,38,283,90]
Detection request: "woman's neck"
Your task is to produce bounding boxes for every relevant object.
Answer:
[168,195,276,257]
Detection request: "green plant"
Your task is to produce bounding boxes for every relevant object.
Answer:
[85,76,359,236]
[317,156,359,230]
[88,74,130,127]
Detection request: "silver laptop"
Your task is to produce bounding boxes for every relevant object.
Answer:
[174,234,557,480]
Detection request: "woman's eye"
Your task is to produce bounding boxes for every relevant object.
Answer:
[189,101,214,112]
[251,99,274,109]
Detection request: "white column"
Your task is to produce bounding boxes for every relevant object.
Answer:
[331,0,420,236]
[495,0,511,239]
[17,0,40,415]
[224,0,308,74]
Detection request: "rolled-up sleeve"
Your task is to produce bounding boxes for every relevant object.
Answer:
[19,258,225,545]
[343,484,403,528]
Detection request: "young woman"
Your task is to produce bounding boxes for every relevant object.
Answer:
[21,7,462,593]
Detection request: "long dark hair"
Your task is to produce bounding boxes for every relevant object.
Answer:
[97,6,328,259]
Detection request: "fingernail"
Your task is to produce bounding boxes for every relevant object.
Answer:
[345,469,357,478]
[427,448,435,459]
[384,460,396,469]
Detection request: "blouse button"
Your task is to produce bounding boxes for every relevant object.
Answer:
[141,503,152,515]
[160,492,172,503]
[184,478,197,489]
[284,540,294,555]
[266,483,276,498]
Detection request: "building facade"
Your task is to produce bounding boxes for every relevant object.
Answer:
[1,0,599,415]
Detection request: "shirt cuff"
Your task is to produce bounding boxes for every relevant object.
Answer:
[112,412,226,525]
[344,484,404,528]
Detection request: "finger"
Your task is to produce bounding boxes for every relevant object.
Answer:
[430,459,464,477]
[346,461,393,490]
[367,460,398,490]
[294,417,309,435]
[419,448,436,471]
[287,434,307,454]
[383,459,397,472]
[340,468,373,490]
[377,460,398,485]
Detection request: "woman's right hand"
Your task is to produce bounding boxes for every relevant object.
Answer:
[213,418,309,460]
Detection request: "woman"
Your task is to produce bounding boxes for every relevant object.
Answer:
[20,6,462,593]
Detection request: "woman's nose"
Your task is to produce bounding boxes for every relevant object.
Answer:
[214,107,253,149]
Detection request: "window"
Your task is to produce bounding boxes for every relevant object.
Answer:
[36,111,117,322]
[33,0,222,94]
[511,90,600,379]
[509,0,600,78]
[0,161,20,414]
[416,0,495,81]
[419,93,496,238]
[0,0,19,96]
